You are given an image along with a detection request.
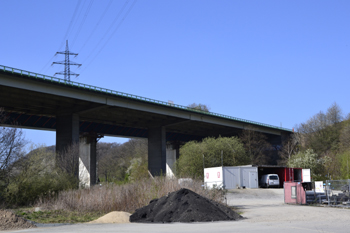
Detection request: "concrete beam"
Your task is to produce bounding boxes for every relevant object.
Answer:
[148,127,166,176]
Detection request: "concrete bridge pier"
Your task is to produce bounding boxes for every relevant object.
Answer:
[148,127,166,176]
[79,133,102,187]
[56,114,80,177]
[147,126,182,178]
[56,114,101,187]
[166,143,180,178]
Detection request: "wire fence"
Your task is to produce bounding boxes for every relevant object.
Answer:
[0,64,292,132]
[325,179,350,207]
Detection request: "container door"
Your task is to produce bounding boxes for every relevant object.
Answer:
[249,171,258,189]
[302,169,311,182]
[223,168,239,189]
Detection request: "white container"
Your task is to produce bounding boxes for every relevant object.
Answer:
[204,167,223,189]
[204,166,258,189]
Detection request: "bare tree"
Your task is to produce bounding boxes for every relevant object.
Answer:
[278,133,299,166]
[56,142,79,186]
[97,142,126,182]
[295,103,344,153]
[0,109,26,191]
[240,127,271,165]
[326,102,343,125]
[97,139,148,183]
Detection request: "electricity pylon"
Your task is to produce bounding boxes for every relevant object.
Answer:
[52,40,81,81]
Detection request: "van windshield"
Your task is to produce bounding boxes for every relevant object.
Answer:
[269,175,278,180]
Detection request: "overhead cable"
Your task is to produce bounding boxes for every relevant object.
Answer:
[78,0,114,53]
[81,0,138,74]
[71,0,95,48]
[81,0,131,66]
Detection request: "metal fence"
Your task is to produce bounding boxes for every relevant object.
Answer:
[325,179,350,207]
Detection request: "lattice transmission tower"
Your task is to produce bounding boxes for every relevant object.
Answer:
[52,40,81,81]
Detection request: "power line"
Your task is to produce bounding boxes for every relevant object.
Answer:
[39,54,55,74]
[52,40,82,81]
[78,0,113,53]
[40,0,82,74]
[58,0,82,51]
[71,0,94,48]
[81,0,137,74]
[81,0,131,66]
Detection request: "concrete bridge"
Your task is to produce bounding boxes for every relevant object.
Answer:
[0,65,292,186]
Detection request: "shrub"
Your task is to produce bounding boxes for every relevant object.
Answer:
[176,136,249,178]
[4,146,77,206]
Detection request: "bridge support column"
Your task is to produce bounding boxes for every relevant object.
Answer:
[166,143,180,178]
[79,134,99,188]
[56,114,80,178]
[148,127,166,176]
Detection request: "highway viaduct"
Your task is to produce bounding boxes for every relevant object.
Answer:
[0,65,292,186]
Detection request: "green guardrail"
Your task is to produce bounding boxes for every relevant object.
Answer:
[0,64,292,132]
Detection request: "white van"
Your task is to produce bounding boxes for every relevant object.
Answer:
[259,174,280,188]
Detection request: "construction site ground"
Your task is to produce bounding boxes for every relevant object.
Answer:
[5,188,350,233]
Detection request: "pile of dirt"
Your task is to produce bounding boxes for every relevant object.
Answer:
[89,211,131,224]
[130,188,243,223]
[0,209,37,231]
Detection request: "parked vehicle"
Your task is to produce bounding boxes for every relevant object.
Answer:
[260,174,280,188]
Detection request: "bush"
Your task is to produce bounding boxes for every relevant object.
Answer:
[4,146,77,206]
[289,149,331,181]
[176,136,249,178]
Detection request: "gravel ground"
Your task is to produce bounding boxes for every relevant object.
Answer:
[5,188,350,232]
[227,188,350,224]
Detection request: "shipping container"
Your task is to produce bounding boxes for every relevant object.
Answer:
[204,165,311,189]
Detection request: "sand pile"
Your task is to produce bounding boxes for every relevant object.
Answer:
[130,188,242,223]
[0,209,37,231]
[89,211,131,224]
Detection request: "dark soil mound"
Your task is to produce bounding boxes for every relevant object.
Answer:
[0,210,36,231]
[130,188,242,223]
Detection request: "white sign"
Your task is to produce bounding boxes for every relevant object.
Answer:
[315,181,324,193]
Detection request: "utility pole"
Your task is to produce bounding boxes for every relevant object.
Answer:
[52,40,81,81]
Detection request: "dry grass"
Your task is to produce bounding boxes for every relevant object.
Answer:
[36,177,225,214]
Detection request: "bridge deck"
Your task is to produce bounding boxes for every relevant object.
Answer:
[0,65,291,143]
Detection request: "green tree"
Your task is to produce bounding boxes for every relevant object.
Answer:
[176,136,249,178]
[187,103,210,112]
[338,151,350,179]
[340,123,350,151]
[289,149,331,181]
[97,139,148,183]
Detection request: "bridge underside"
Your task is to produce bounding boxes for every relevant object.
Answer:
[0,68,291,185]
[0,85,250,142]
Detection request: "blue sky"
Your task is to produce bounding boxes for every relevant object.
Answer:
[1,0,349,146]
